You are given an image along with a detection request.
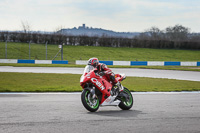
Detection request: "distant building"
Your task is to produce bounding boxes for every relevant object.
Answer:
[82,24,85,28]
[58,24,140,38]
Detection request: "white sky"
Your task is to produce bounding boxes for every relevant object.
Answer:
[0,0,200,32]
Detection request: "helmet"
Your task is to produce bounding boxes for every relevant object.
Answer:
[88,57,99,67]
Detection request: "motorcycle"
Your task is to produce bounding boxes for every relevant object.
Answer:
[80,65,133,112]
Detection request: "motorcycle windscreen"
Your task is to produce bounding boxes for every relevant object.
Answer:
[80,65,94,82]
[83,65,94,74]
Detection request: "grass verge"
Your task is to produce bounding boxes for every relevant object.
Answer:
[0,63,200,71]
[0,42,200,62]
[0,72,199,92]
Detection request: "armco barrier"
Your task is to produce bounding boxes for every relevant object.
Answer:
[75,60,200,66]
[131,61,147,66]
[35,60,52,64]
[0,59,18,63]
[75,60,88,65]
[18,59,35,64]
[99,61,113,65]
[52,60,68,64]
[0,59,68,64]
[0,59,199,66]
[147,61,164,66]
[181,62,197,66]
[113,61,130,66]
[164,61,180,66]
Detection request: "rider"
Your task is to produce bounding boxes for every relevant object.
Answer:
[87,57,123,92]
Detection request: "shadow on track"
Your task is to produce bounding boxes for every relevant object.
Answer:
[87,109,143,118]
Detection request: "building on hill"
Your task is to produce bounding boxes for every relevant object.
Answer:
[58,24,139,38]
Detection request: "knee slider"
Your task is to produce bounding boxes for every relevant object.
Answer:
[110,75,115,81]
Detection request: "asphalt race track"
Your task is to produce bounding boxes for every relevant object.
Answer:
[0,66,200,81]
[0,93,200,133]
[0,67,200,132]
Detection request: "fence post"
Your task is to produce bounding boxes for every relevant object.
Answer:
[29,41,31,59]
[61,43,63,60]
[5,40,7,59]
[46,41,48,60]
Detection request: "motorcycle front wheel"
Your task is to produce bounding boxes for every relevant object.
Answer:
[118,87,133,110]
[81,89,100,112]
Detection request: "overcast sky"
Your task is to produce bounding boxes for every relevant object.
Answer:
[0,0,200,32]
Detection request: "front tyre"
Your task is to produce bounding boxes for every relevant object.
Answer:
[81,89,99,112]
[118,87,133,110]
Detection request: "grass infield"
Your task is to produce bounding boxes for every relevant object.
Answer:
[1,42,200,71]
[0,63,200,71]
[0,42,200,62]
[0,72,199,92]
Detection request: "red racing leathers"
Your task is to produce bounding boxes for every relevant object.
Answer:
[96,63,118,85]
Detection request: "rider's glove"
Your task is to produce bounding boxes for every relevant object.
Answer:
[99,71,105,76]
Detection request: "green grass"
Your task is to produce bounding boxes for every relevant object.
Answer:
[0,72,81,92]
[0,63,200,71]
[0,42,199,63]
[0,72,199,92]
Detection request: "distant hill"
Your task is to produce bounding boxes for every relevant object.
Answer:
[58,24,140,38]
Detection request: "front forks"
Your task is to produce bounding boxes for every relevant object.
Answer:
[117,91,130,102]
[90,86,96,99]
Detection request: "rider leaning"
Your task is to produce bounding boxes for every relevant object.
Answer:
[87,57,123,92]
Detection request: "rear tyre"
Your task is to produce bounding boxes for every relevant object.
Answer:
[81,89,99,112]
[118,87,133,110]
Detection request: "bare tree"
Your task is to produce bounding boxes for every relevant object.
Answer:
[21,21,31,33]
[146,26,163,40]
[165,24,190,41]
[136,32,150,40]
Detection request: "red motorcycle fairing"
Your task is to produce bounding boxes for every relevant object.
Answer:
[115,73,126,82]
[91,77,112,104]
[80,65,133,112]
[80,69,113,104]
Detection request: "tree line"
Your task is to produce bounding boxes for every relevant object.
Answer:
[0,24,200,49]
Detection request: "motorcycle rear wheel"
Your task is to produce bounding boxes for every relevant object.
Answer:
[81,89,100,112]
[118,87,133,110]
